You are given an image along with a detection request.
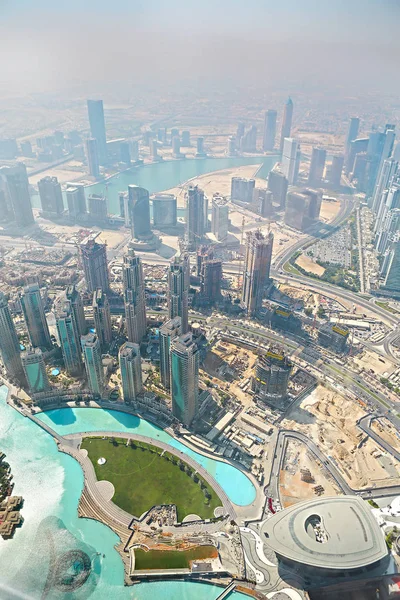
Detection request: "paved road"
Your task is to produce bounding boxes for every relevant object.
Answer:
[358,415,400,463]
[266,429,400,504]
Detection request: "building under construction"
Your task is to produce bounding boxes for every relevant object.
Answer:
[251,346,293,406]
[318,321,349,353]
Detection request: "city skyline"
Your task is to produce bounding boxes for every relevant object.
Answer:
[1,5,400,598]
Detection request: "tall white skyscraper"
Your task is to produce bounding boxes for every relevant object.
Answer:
[280,98,293,153]
[282,138,300,185]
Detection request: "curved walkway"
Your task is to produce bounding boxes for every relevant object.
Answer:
[62,431,236,521]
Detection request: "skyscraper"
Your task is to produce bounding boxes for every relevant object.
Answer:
[159,317,181,391]
[20,284,52,350]
[123,244,147,344]
[280,97,293,153]
[371,159,398,214]
[263,109,277,151]
[231,177,255,203]
[88,193,107,221]
[383,239,400,292]
[168,254,190,333]
[251,347,292,404]
[308,147,326,186]
[152,194,177,228]
[267,169,288,208]
[172,136,181,158]
[196,136,205,156]
[79,234,110,293]
[170,332,199,428]
[345,117,360,157]
[186,185,207,250]
[21,348,51,394]
[37,176,64,216]
[0,292,25,383]
[200,259,222,302]
[0,164,34,227]
[327,155,344,189]
[87,99,107,165]
[81,333,104,396]
[66,183,87,219]
[242,230,274,315]
[181,131,190,146]
[85,138,100,178]
[211,195,229,242]
[282,138,300,185]
[240,125,257,152]
[119,342,143,402]
[128,185,152,240]
[55,300,84,376]
[92,290,112,349]
[284,189,322,231]
[66,285,87,338]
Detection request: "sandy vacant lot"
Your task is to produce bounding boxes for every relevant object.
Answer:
[295,254,325,276]
[162,164,263,208]
[29,160,87,186]
[320,199,341,222]
[281,386,400,489]
[354,350,395,377]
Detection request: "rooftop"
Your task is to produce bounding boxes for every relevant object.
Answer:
[261,496,387,571]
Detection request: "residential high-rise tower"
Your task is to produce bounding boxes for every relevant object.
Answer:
[0,292,25,383]
[242,230,274,315]
[87,99,108,164]
[167,254,190,333]
[280,97,294,153]
[263,109,277,151]
[79,234,110,293]
[92,289,112,349]
[170,332,199,428]
[20,284,52,350]
[159,317,181,391]
[81,333,104,396]
[123,244,147,343]
[119,342,143,402]
[37,176,64,216]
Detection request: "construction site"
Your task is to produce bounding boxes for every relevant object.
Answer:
[281,386,400,491]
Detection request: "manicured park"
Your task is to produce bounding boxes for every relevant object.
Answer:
[81,437,222,521]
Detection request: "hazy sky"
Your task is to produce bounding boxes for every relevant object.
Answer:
[1,0,400,97]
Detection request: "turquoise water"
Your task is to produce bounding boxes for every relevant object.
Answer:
[30,155,278,215]
[37,407,256,506]
[51,368,60,376]
[0,387,251,599]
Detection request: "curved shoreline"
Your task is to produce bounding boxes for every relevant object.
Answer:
[33,401,260,507]
[61,431,236,521]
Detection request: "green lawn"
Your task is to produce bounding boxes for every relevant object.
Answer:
[134,545,217,570]
[81,437,221,521]
[376,301,398,315]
